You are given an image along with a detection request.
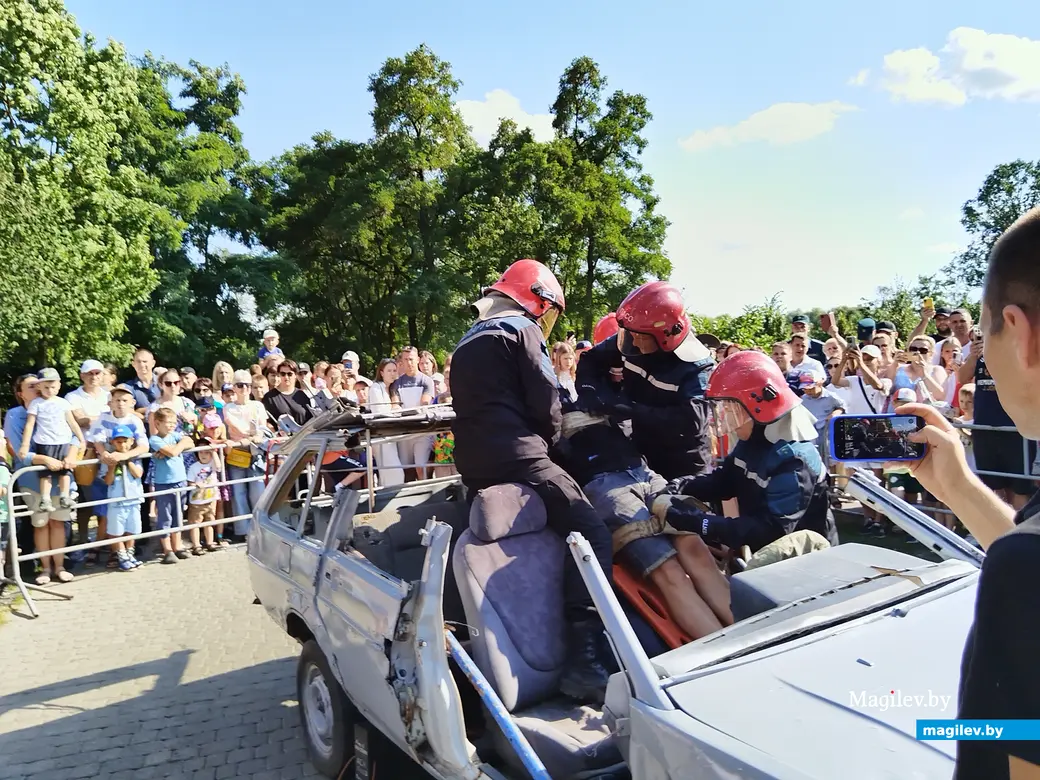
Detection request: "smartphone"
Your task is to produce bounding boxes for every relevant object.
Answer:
[971,325,983,343]
[829,414,927,462]
[820,312,834,332]
[922,296,934,310]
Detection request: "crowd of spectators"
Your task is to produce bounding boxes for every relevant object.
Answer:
[0,329,454,585]
[710,306,1040,539]
[3,307,1038,585]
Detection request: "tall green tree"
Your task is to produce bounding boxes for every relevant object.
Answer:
[0,0,161,372]
[945,159,1040,292]
[546,57,670,339]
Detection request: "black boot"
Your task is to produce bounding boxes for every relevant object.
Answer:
[559,616,611,705]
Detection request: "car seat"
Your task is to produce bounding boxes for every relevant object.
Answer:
[452,483,623,779]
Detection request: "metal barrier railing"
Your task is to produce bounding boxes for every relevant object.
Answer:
[2,441,266,617]
[2,417,455,618]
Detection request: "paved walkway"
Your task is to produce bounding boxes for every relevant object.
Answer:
[0,547,321,780]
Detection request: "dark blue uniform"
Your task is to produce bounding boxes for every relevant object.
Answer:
[576,337,714,479]
[451,312,614,621]
[666,431,839,552]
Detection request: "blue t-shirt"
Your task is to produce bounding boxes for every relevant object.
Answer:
[4,406,41,494]
[801,388,847,433]
[149,432,187,484]
[258,345,284,361]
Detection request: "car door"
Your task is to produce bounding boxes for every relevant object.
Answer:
[313,491,417,755]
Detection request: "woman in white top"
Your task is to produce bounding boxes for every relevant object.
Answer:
[899,336,948,404]
[366,359,405,486]
[223,369,270,535]
[552,342,578,402]
[938,336,963,404]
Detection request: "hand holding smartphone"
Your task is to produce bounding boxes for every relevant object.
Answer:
[820,312,835,333]
[829,414,927,462]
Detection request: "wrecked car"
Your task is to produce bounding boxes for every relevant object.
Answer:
[247,405,982,779]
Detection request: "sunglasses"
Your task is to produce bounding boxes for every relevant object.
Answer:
[826,363,840,369]
[234,382,250,388]
[278,371,295,377]
[908,346,929,354]
[164,380,181,387]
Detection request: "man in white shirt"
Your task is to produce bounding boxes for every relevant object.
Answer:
[789,333,826,379]
[66,359,112,546]
[830,344,892,415]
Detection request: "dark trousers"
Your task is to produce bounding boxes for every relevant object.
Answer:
[465,462,614,622]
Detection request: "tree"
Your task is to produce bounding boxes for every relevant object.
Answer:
[0,0,160,373]
[545,58,670,339]
[945,159,1040,291]
[690,296,788,350]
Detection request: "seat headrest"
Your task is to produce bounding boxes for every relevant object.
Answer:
[469,483,548,542]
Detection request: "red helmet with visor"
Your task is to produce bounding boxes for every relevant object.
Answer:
[615,281,710,362]
[487,259,565,339]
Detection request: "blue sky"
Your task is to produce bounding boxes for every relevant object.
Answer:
[67,0,1040,316]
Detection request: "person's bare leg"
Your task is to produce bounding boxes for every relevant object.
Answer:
[647,558,723,640]
[33,524,53,578]
[673,535,734,625]
[48,520,66,574]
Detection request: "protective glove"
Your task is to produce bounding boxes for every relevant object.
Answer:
[608,402,634,419]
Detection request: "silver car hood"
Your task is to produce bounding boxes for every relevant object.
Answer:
[662,576,977,779]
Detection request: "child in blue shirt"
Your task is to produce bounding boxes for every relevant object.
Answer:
[258,329,284,361]
[149,407,193,564]
[102,425,145,571]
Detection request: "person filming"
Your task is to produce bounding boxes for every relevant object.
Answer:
[890,207,1040,780]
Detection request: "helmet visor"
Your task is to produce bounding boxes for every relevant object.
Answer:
[711,399,752,439]
[617,327,656,356]
[539,307,560,341]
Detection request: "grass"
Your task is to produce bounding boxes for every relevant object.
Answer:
[835,507,943,562]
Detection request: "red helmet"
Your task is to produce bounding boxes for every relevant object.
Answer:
[706,350,801,425]
[615,281,709,362]
[593,312,619,345]
[487,259,565,338]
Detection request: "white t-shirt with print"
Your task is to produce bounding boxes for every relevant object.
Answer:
[186,460,220,505]
[27,396,76,445]
[391,373,434,409]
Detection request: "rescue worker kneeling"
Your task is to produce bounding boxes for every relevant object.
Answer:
[652,350,840,556]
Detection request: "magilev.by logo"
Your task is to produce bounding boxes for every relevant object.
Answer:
[850,690,953,712]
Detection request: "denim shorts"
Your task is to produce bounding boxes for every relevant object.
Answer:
[107,504,142,536]
[582,465,676,577]
[154,481,187,530]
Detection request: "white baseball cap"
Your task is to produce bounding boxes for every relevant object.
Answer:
[232,369,253,385]
[342,351,359,363]
[860,345,883,360]
[894,388,916,403]
[263,329,279,339]
[80,359,104,374]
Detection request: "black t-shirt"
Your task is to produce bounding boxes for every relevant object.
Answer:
[972,355,1015,428]
[955,490,1040,779]
[262,389,315,426]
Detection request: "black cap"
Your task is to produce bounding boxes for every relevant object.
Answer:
[180,366,196,375]
[876,320,896,333]
[791,314,810,324]
[935,306,952,316]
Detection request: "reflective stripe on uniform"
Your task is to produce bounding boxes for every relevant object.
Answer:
[622,358,681,392]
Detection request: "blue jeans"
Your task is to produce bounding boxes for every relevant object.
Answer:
[228,465,264,536]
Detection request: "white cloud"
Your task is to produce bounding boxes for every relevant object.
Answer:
[927,242,961,254]
[881,47,967,105]
[900,206,925,221]
[456,89,555,147]
[876,27,1040,106]
[848,68,870,87]
[679,101,858,152]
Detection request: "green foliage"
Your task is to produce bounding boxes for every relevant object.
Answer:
[944,159,1040,293]
[689,295,788,349]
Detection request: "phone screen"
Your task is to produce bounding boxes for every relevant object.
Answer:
[830,414,926,462]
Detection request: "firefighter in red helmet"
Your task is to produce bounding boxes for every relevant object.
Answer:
[577,281,716,480]
[450,258,616,703]
[593,312,619,345]
[652,350,839,552]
